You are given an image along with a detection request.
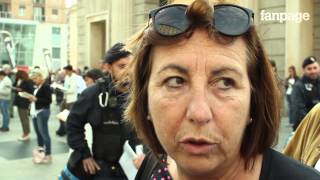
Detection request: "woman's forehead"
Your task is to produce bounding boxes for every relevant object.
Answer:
[153,30,247,60]
[150,32,248,76]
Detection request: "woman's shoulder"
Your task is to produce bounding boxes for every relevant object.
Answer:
[260,148,320,180]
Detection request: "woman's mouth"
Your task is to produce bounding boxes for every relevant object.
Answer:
[180,137,218,155]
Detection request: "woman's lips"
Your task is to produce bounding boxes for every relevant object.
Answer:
[179,137,219,155]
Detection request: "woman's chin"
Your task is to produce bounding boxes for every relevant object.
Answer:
[175,155,224,176]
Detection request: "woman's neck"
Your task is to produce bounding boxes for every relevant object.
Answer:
[169,154,263,180]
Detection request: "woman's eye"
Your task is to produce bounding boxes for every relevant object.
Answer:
[216,78,235,90]
[165,77,185,88]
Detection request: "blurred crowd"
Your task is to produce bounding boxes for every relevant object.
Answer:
[0,62,105,164]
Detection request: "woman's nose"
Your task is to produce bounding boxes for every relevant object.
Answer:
[186,91,213,125]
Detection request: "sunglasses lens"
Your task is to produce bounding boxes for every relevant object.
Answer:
[214,6,250,36]
[154,6,190,36]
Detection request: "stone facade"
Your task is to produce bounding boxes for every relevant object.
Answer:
[257,0,286,77]
[70,0,158,68]
[69,0,319,78]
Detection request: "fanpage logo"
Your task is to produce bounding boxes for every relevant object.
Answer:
[260,10,310,23]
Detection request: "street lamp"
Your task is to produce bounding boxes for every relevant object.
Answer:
[0,30,16,68]
[43,48,52,72]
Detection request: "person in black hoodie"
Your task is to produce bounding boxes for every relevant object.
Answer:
[291,56,320,131]
[61,43,144,180]
[29,69,52,164]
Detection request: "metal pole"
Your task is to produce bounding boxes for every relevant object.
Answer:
[43,48,52,73]
[0,30,16,68]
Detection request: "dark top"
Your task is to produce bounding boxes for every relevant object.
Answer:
[285,76,299,90]
[260,148,320,180]
[34,83,52,110]
[136,148,320,180]
[291,75,320,126]
[66,76,140,162]
[13,79,34,109]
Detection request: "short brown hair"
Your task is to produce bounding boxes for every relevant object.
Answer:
[125,0,281,168]
[16,70,29,80]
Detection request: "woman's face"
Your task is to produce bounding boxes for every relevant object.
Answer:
[288,68,294,77]
[148,29,251,176]
[31,75,42,86]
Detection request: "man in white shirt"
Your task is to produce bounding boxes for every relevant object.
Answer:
[75,73,86,95]
[0,70,12,132]
[56,65,78,136]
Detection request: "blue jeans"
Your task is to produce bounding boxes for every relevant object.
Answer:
[0,99,10,129]
[32,109,51,155]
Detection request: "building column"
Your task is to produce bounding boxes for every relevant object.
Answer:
[285,0,314,76]
[111,0,133,45]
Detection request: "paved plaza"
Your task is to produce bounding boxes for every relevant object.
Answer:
[0,103,69,180]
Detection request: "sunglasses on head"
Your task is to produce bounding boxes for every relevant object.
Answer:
[149,4,254,37]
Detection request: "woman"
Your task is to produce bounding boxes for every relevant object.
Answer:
[125,0,320,179]
[29,69,52,164]
[285,65,299,125]
[13,70,34,141]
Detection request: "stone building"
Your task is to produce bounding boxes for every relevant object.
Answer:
[0,0,67,70]
[69,0,319,78]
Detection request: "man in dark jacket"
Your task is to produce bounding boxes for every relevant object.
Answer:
[291,56,320,131]
[64,43,144,180]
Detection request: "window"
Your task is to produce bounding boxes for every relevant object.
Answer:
[0,3,10,18]
[52,27,60,35]
[52,9,58,16]
[52,47,60,59]
[52,27,61,45]
[19,5,26,16]
[33,7,45,21]
[33,0,45,3]
[0,3,9,12]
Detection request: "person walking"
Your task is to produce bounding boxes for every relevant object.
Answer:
[29,69,53,164]
[13,70,34,140]
[56,65,78,136]
[0,70,12,132]
[285,65,299,125]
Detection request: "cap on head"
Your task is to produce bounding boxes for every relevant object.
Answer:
[302,56,317,68]
[104,43,131,64]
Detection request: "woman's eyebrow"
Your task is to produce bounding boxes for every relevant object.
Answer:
[210,67,243,78]
[157,64,188,75]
